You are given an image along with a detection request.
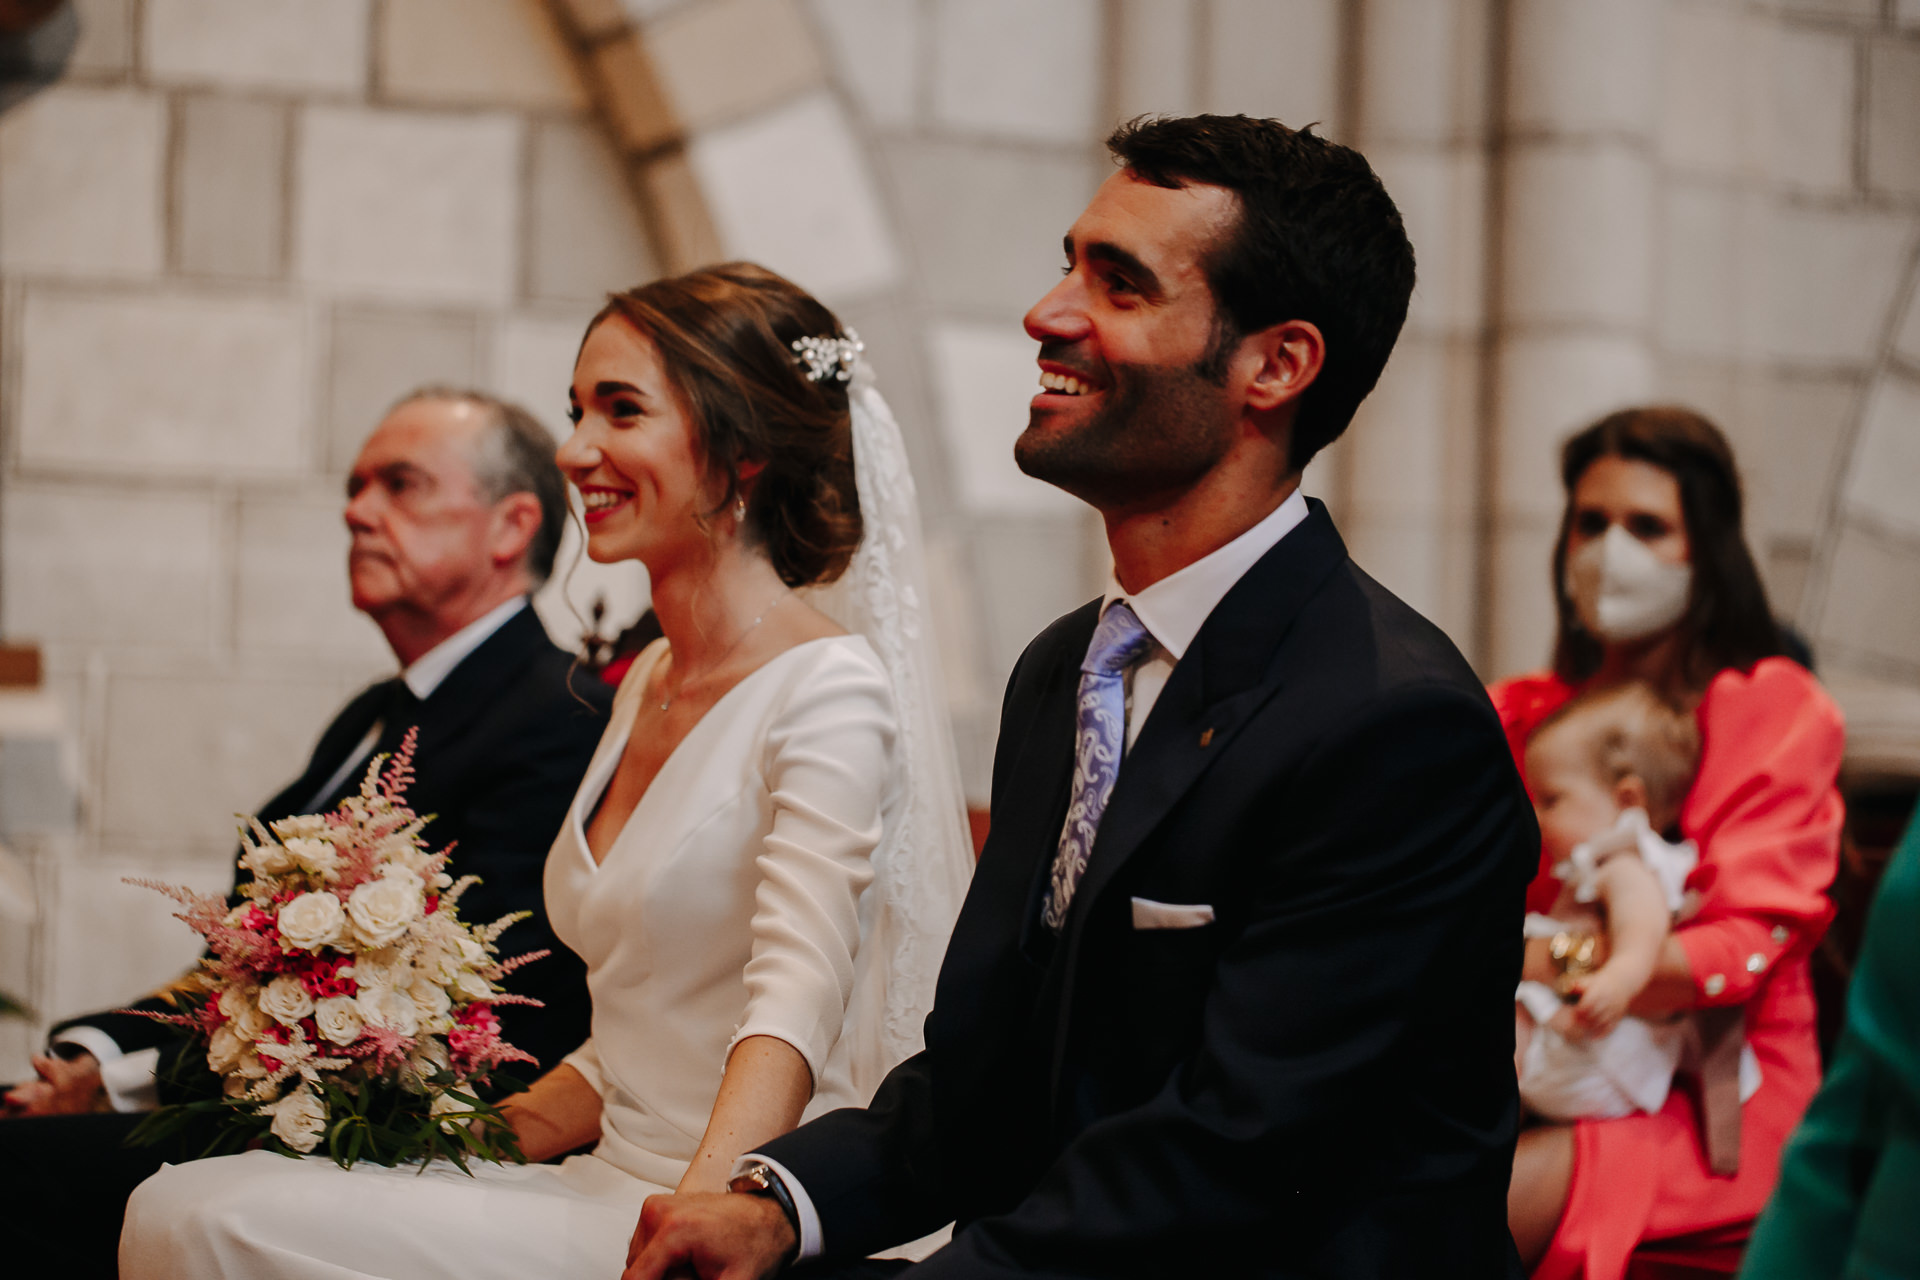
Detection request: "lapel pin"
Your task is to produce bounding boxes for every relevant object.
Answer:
[1198,728,1215,748]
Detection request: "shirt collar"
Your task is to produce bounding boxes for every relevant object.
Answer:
[1103,488,1309,660]
[402,596,528,700]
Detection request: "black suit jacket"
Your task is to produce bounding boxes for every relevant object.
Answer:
[59,604,612,1080]
[764,502,1536,1278]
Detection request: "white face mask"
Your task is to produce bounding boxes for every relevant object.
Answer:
[1564,523,1693,644]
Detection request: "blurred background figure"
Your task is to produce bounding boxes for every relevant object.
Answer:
[0,0,76,112]
[1495,409,1845,1278]
[1740,806,1920,1280]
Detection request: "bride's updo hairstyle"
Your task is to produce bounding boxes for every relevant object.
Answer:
[592,262,863,587]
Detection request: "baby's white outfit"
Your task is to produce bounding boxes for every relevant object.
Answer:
[1517,809,1758,1122]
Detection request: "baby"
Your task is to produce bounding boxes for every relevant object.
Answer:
[1515,681,1701,1122]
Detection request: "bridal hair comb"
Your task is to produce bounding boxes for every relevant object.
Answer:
[790,328,864,384]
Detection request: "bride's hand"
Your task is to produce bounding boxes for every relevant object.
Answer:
[623,1191,795,1280]
[493,1062,604,1163]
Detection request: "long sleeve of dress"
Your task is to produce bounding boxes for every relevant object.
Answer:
[1674,658,1844,1007]
[729,648,893,1084]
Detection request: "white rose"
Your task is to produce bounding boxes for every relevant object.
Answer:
[356,983,419,1038]
[344,947,402,992]
[313,995,365,1046]
[347,871,423,949]
[269,814,329,841]
[419,940,458,986]
[207,1023,247,1073]
[283,837,339,879]
[277,892,346,951]
[218,984,271,1039]
[454,969,493,1003]
[242,840,296,879]
[263,1085,327,1153]
[374,834,431,877]
[259,974,314,1027]
[407,977,453,1034]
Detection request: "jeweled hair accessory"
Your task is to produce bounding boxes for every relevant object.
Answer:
[791,328,864,384]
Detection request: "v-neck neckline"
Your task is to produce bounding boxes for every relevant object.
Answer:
[572,635,846,870]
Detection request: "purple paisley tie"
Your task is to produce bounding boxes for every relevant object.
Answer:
[1042,600,1153,931]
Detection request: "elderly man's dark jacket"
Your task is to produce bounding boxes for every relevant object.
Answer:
[764,502,1536,1278]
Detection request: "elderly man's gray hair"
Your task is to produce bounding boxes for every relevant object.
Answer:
[389,386,569,585]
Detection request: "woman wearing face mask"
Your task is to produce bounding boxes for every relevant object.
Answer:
[1491,407,1844,1279]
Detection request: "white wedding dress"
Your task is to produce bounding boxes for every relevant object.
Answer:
[120,369,975,1280]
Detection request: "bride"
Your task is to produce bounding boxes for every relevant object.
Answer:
[121,263,975,1279]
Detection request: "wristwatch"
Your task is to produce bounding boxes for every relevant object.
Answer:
[728,1160,801,1261]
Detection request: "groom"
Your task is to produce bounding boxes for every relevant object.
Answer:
[630,115,1536,1277]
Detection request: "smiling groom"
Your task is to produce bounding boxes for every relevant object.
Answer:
[628,115,1538,1279]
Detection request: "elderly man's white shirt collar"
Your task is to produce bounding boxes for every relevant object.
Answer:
[1104,488,1309,657]
[403,596,528,699]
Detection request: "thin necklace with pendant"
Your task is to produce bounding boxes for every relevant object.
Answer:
[659,589,791,713]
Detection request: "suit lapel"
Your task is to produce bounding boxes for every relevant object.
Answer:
[272,606,556,821]
[403,605,552,748]
[1062,501,1351,947]
[255,682,391,826]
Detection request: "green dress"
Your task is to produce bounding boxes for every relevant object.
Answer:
[1740,811,1920,1279]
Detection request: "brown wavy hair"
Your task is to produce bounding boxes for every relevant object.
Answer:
[1550,406,1784,695]
[591,263,862,587]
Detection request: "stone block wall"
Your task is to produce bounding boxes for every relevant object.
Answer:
[0,0,655,1075]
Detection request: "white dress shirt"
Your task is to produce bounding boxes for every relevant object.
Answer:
[52,597,531,1110]
[756,486,1312,1260]
[1105,487,1308,748]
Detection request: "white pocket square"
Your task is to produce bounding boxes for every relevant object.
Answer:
[1130,897,1216,930]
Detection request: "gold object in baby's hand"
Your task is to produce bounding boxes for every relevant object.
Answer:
[1548,930,1601,999]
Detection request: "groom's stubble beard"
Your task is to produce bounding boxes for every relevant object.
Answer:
[1014,346,1238,511]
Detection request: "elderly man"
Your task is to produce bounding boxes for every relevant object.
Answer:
[1,388,612,1278]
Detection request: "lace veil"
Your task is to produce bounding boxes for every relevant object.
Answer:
[798,361,975,1113]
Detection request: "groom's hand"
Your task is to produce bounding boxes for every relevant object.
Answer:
[624,1190,796,1280]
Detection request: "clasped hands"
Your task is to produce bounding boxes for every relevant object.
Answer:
[2,1047,104,1117]
[622,1190,796,1280]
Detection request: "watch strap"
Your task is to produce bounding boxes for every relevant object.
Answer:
[728,1160,801,1245]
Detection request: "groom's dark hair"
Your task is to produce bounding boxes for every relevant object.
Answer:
[1108,114,1415,472]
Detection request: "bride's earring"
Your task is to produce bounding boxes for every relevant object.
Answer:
[734,495,747,523]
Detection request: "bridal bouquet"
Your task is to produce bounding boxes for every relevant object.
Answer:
[128,730,540,1170]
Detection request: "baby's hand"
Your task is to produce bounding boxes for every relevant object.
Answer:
[1571,968,1637,1037]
